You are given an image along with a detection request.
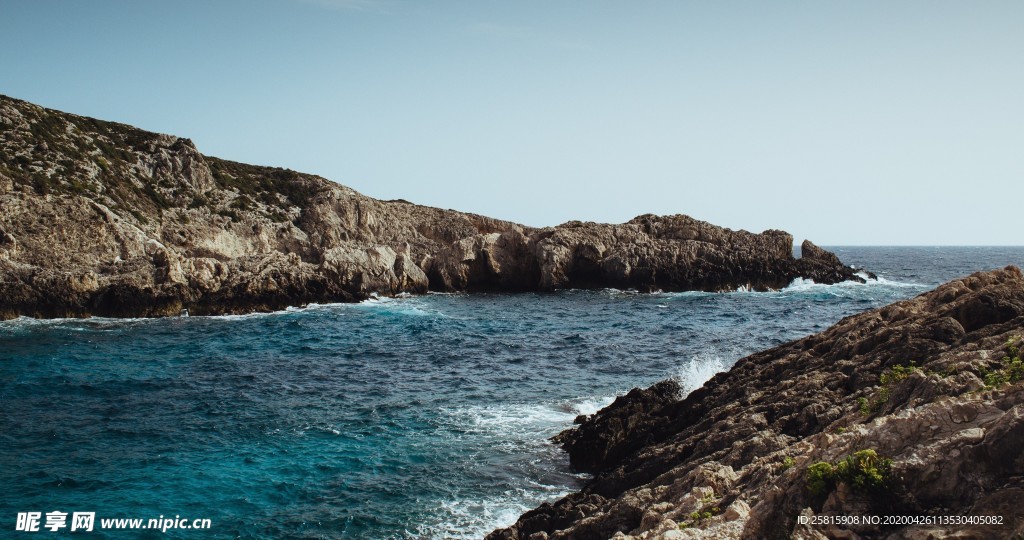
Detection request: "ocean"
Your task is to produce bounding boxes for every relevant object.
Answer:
[2,247,1023,538]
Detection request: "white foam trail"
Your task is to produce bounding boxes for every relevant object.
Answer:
[0,314,155,330]
[652,273,929,299]
[443,395,618,441]
[868,275,928,288]
[162,301,353,321]
[782,275,927,293]
[459,403,571,431]
[423,489,575,540]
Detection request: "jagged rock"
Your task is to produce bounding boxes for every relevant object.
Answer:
[0,94,865,319]
[800,239,843,267]
[553,380,682,473]
[489,267,1024,539]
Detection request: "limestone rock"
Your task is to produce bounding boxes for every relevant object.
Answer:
[0,93,865,319]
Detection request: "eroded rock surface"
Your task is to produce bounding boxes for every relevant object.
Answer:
[489,267,1024,540]
[0,95,864,319]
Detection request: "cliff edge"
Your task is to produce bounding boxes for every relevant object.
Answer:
[0,95,864,319]
[488,266,1024,539]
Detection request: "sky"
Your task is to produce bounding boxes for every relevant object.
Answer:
[1,0,1021,245]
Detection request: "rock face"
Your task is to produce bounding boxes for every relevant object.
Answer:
[489,266,1024,540]
[0,94,865,319]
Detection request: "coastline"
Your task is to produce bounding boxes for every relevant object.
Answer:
[4,250,1022,538]
[489,266,1024,539]
[1,95,865,321]
[4,2,1023,537]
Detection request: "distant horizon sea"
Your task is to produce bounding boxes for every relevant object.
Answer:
[2,246,1023,538]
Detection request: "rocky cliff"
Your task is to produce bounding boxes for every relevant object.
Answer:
[0,95,864,319]
[488,266,1024,540]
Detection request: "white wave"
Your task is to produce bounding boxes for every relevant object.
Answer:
[420,487,574,540]
[868,274,929,288]
[447,403,573,437]
[202,309,305,321]
[426,400,600,538]
[203,295,449,319]
[443,395,617,440]
[0,314,156,330]
[164,301,353,321]
[782,274,927,293]
[352,295,439,317]
[655,289,718,299]
[783,276,817,291]
[673,353,726,396]
[596,287,640,297]
[568,395,616,417]
[651,273,928,299]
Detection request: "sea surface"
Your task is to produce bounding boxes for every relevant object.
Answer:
[2,247,1023,538]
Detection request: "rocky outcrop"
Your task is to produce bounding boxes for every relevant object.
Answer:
[489,266,1024,540]
[0,94,866,319]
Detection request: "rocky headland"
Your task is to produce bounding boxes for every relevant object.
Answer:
[488,266,1024,540]
[0,94,865,319]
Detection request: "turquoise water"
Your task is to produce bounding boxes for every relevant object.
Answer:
[2,247,1023,538]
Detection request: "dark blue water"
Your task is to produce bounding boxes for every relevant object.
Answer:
[2,247,1022,538]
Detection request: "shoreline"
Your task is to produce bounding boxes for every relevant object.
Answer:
[0,272,892,323]
[489,266,1024,539]
[2,95,865,323]
[5,257,1022,538]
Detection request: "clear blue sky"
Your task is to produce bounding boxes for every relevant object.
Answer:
[2,0,1021,245]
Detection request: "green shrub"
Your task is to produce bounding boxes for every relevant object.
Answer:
[982,337,1024,389]
[1006,357,1024,382]
[806,461,836,496]
[805,450,892,496]
[1007,337,1020,360]
[984,369,1008,388]
[678,505,720,529]
[880,361,917,386]
[860,362,917,415]
[835,450,892,491]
